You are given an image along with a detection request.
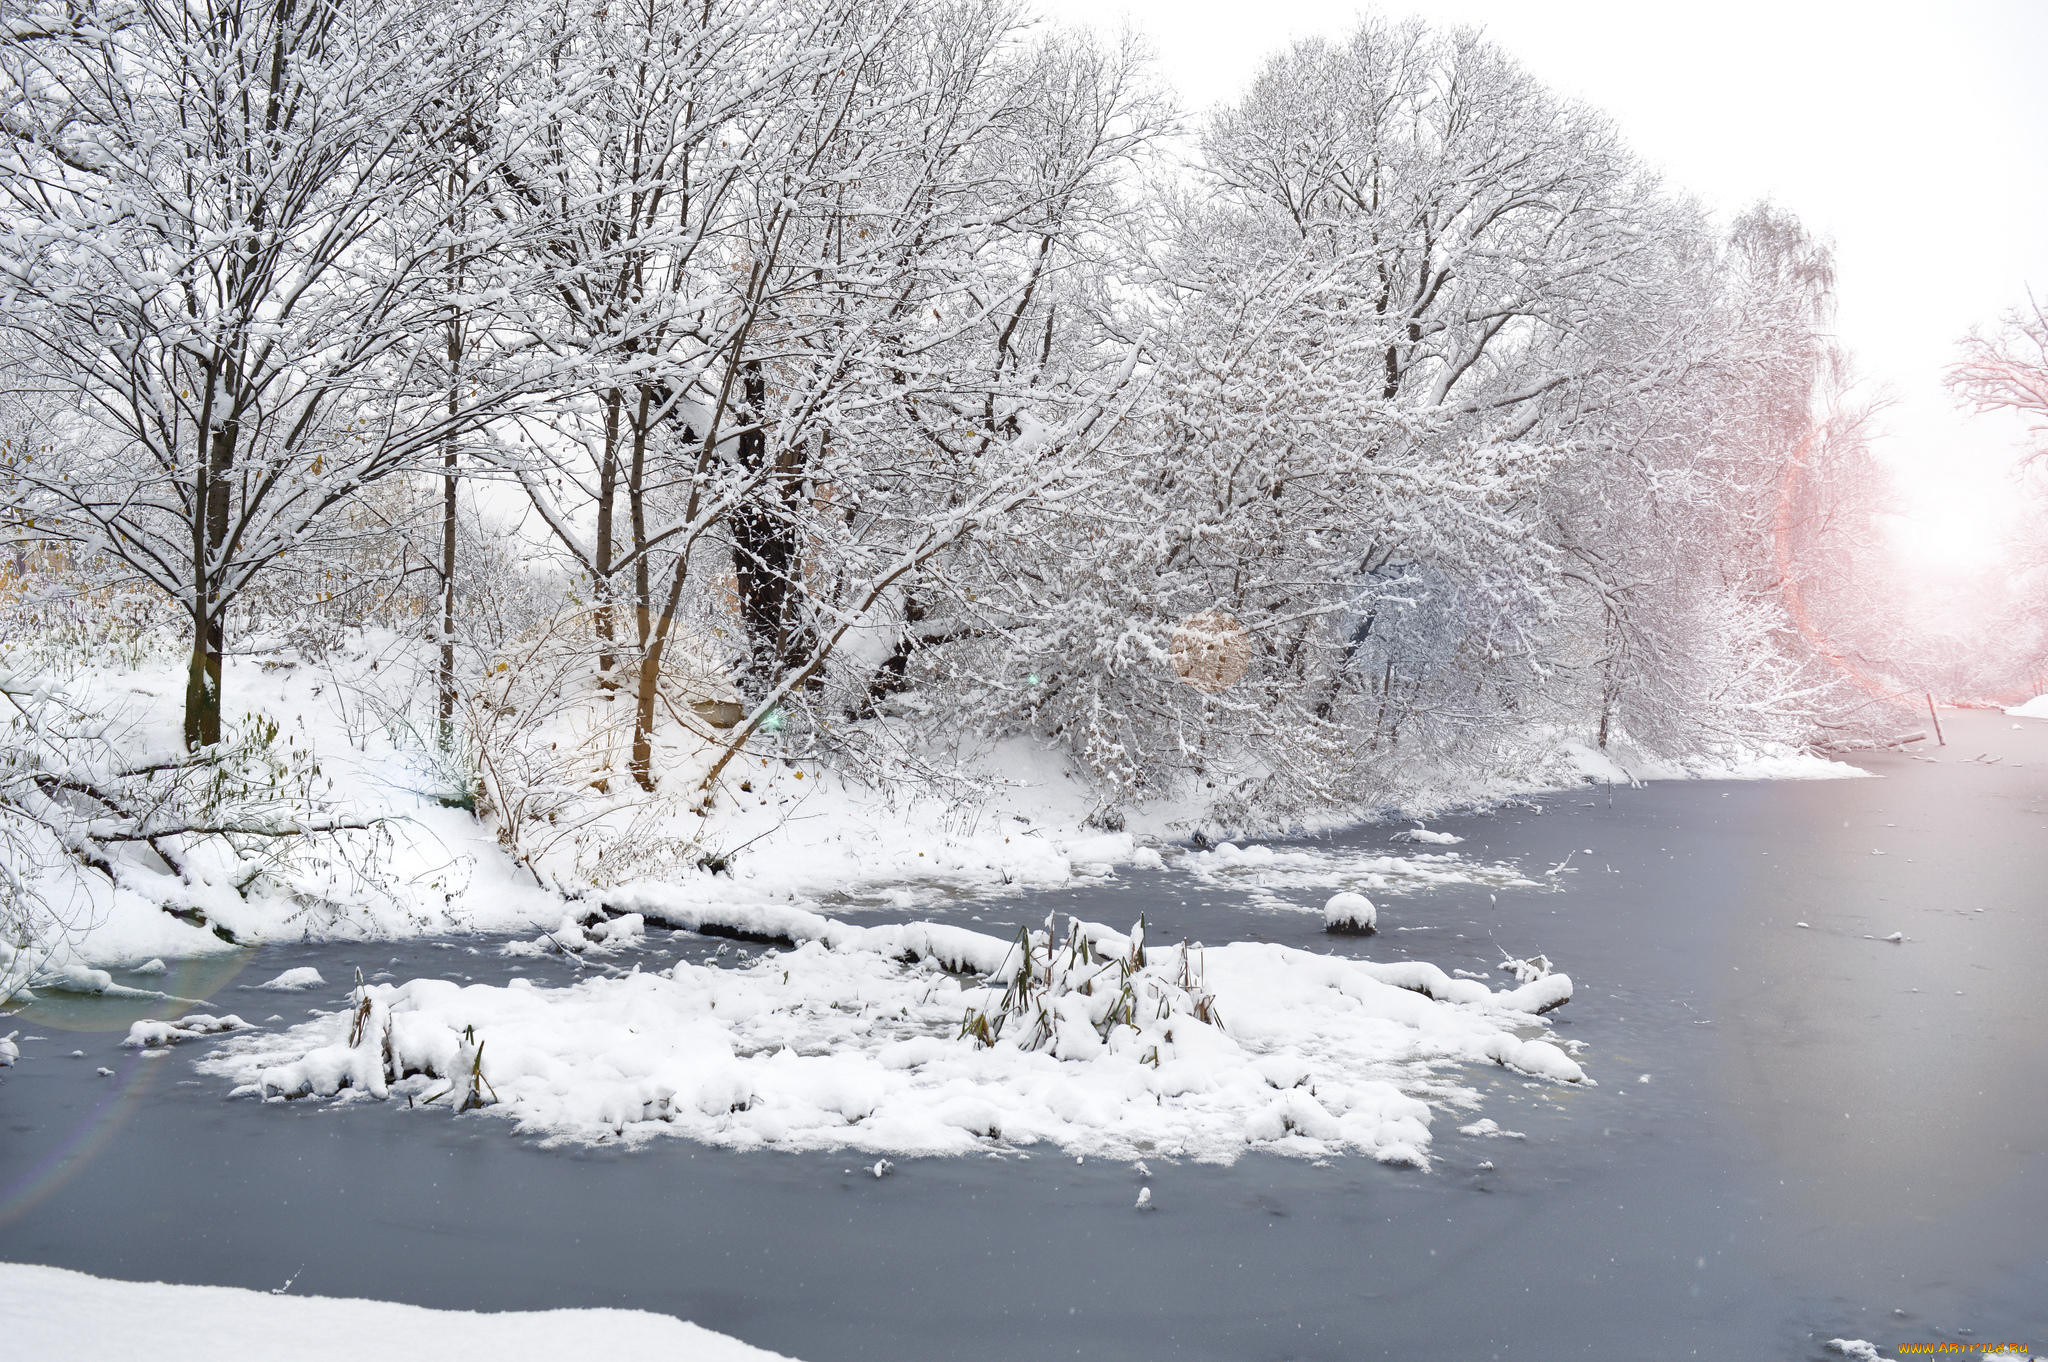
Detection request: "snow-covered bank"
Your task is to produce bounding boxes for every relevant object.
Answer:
[0,1261,802,1361]
[2,638,1870,977]
[1550,737,1871,785]
[2006,693,2048,719]
[197,908,1581,1166]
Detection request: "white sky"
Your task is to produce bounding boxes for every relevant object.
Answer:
[1039,0,2048,566]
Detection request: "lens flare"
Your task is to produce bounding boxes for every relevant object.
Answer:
[1775,429,2032,708]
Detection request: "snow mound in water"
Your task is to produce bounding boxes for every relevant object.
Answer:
[1323,892,1377,933]
[124,1014,251,1048]
[1826,1343,1891,1362]
[254,967,326,992]
[0,1260,803,1361]
[503,912,647,958]
[2007,693,2048,719]
[200,912,1583,1166]
[29,965,191,1002]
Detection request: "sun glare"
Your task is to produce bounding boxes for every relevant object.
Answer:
[1879,454,2019,577]
[1884,505,2007,575]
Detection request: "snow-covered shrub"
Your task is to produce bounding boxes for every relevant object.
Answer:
[957,915,1225,1060]
[456,606,741,890]
[1322,893,1376,935]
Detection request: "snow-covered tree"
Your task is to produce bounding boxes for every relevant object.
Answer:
[0,0,542,748]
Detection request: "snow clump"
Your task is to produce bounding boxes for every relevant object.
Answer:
[1323,893,1377,934]
[255,967,326,992]
[125,1014,252,1048]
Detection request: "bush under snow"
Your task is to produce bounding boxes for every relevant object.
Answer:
[1323,892,1377,934]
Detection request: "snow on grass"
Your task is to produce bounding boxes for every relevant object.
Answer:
[198,910,1581,1166]
[2007,693,2048,719]
[0,1261,803,1362]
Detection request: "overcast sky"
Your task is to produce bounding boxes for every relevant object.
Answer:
[1038,0,2048,562]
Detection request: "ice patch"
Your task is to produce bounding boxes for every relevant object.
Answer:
[0,1031,17,1066]
[1392,827,1462,845]
[201,912,1584,1165]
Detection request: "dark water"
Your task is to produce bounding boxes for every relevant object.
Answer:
[3,711,2045,1360]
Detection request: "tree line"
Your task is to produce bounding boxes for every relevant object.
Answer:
[2,0,1896,828]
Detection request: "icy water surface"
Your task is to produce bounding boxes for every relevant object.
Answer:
[3,711,2045,1360]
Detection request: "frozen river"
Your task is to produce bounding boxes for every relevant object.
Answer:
[4,710,2044,1359]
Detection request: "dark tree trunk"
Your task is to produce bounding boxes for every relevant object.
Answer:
[627,384,658,791]
[185,418,236,749]
[183,610,224,749]
[730,358,811,695]
[858,593,926,716]
[593,387,622,691]
[438,429,457,749]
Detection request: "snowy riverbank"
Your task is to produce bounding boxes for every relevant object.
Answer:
[1,637,1866,979]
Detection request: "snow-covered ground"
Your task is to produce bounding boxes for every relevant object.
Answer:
[0,1261,803,1361]
[196,905,1580,1166]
